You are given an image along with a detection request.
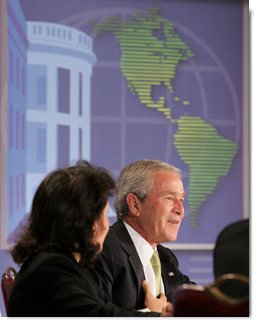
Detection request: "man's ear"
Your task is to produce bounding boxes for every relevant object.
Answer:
[126,193,140,216]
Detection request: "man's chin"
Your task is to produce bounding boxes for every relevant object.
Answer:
[168,232,179,242]
[159,235,178,244]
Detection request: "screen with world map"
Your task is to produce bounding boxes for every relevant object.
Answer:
[1,0,248,249]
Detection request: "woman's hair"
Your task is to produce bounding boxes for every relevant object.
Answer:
[115,159,181,219]
[11,160,115,266]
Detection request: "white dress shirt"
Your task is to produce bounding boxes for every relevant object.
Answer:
[124,221,165,297]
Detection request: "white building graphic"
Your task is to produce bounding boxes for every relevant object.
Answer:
[26,21,96,214]
[1,5,96,248]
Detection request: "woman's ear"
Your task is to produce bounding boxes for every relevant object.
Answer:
[92,220,99,235]
[126,193,140,216]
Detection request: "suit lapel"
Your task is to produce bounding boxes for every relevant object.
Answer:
[112,220,145,290]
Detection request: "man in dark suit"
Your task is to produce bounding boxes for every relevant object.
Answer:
[213,218,249,299]
[88,159,193,311]
[213,218,249,278]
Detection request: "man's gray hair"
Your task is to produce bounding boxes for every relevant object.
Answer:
[115,159,181,219]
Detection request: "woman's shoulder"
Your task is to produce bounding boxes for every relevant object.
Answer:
[19,247,79,280]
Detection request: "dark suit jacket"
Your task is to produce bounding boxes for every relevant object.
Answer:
[88,220,193,310]
[8,247,159,317]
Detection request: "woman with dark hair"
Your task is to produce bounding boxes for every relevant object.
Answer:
[8,161,170,317]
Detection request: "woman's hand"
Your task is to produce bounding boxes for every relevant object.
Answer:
[141,280,173,316]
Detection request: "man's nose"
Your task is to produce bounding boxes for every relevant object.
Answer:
[174,199,184,215]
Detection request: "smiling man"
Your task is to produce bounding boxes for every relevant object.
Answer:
[86,159,194,311]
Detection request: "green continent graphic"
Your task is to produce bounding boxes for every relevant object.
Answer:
[93,8,238,228]
[93,8,193,119]
[174,116,237,228]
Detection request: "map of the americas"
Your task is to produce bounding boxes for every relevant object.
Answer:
[93,8,237,229]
